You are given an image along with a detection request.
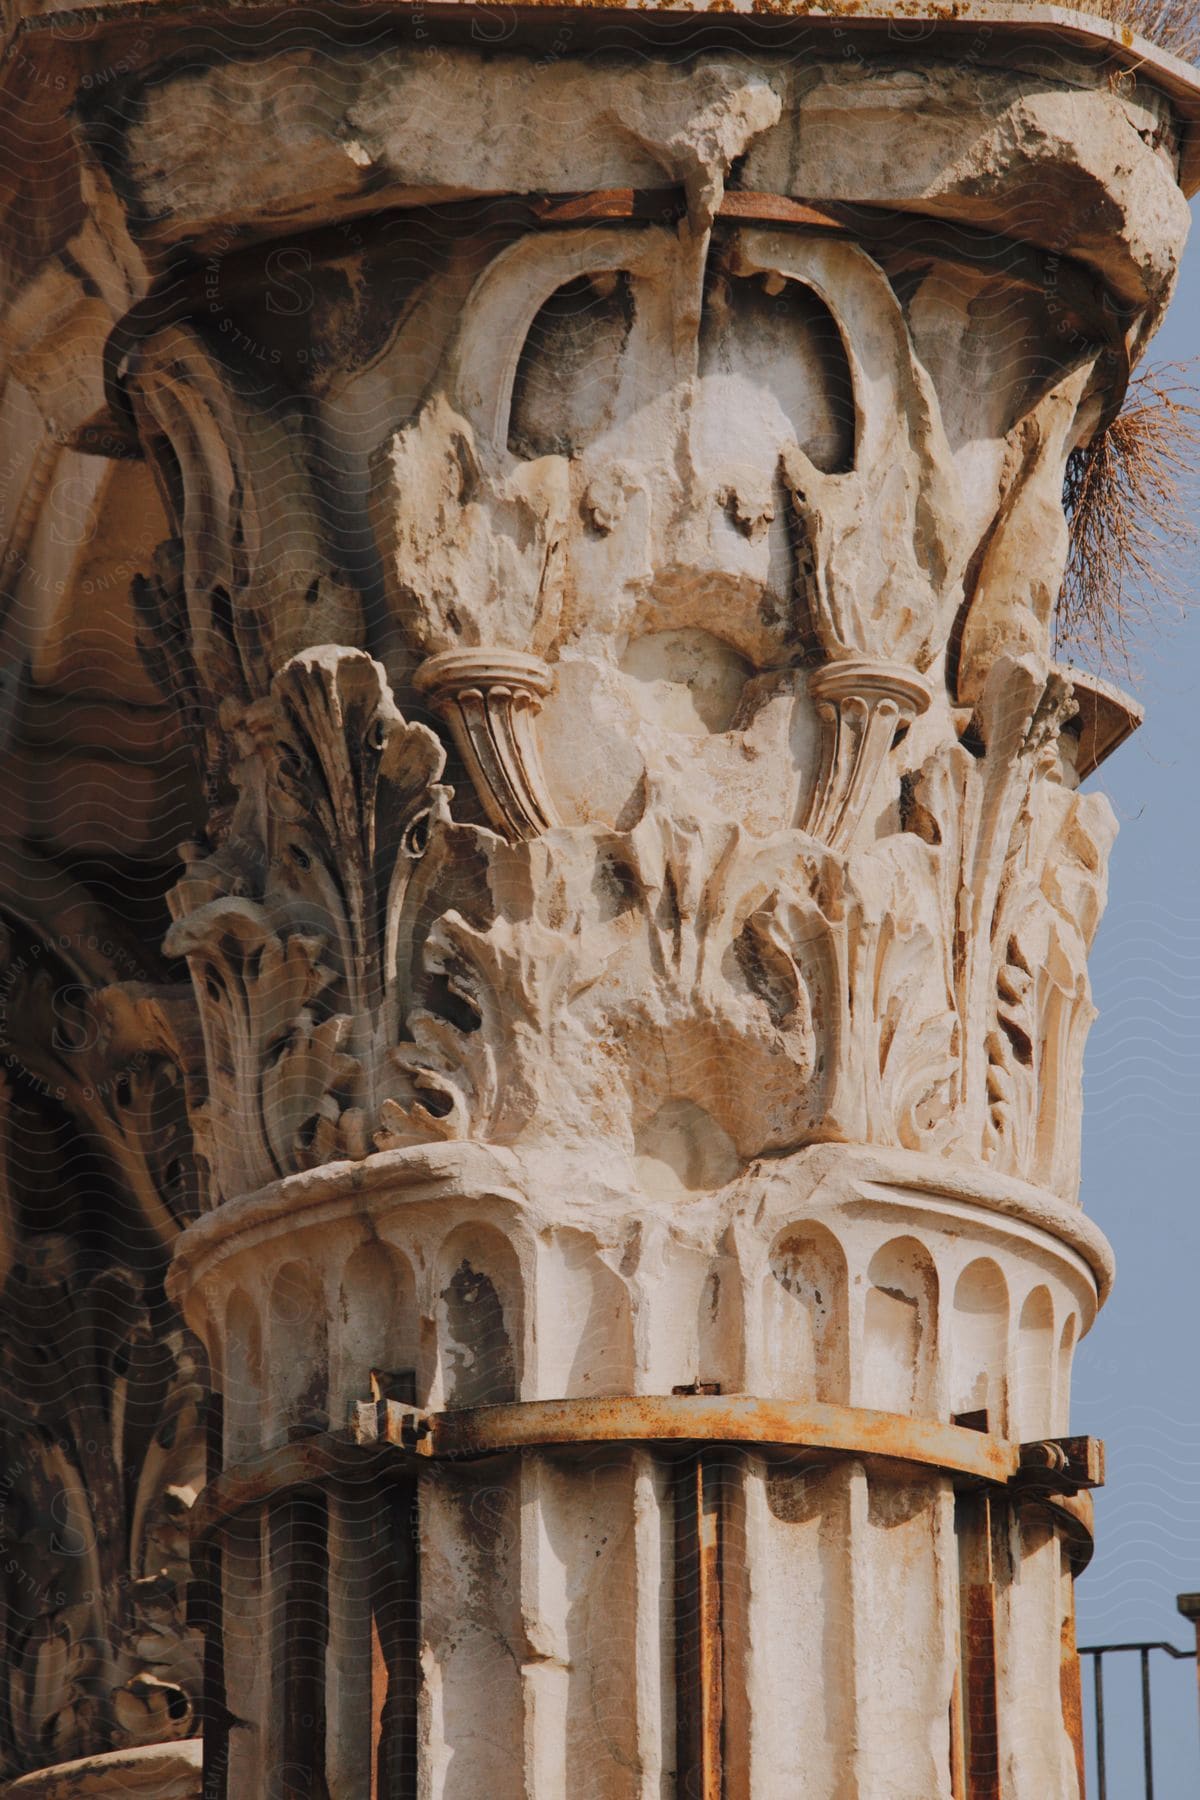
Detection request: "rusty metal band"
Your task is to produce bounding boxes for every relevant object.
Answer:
[190,1437,406,1547]
[413,1393,1022,1477]
[1025,1489,1097,1573]
[190,1392,1050,1546]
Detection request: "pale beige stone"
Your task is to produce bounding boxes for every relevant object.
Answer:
[2,1745,201,1799]
[1,5,1197,1796]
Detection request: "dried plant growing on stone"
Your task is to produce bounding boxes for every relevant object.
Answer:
[1083,0,1200,60]
[1058,363,1200,670]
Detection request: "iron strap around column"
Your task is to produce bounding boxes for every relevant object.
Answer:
[391,1394,1022,1478]
[190,1395,1103,1552]
[189,1394,1104,1800]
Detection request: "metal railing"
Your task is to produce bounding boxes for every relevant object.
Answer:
[1078,1596,1200,1799]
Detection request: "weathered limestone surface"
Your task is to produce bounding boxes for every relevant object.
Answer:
[2,1745,202,1799]
[0,3,1197,1796]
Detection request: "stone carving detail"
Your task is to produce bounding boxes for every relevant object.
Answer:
[5,19,1197,1799]
[730,231,969,675]
[804,660,932,853]
[127,325,364,711]
[0,1247,205,1774]
[0,910,206,1782]
[157,639,1101,1205]
[385,803,847,1159]
[378,695,1091,1189]
[138,209,1121,1208]
[0,903,202,1243]
[166,647,450,1198]
[414,650,559,841]
[373,224,971,717]
[902,655,1113,1196]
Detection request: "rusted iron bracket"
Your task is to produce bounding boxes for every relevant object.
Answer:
[1013,1434,1106,1494]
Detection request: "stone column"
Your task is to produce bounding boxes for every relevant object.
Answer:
[46,8,1196,1796]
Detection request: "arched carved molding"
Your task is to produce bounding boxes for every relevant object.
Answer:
[434,1221,522,1410]
[331,1241,419,1421]
[163,1143,1099,1448]
[950,1257,1010,1431]
[764,1220,850,1405]
[1013,1285,1057,1441]
[860,1236,938,1418]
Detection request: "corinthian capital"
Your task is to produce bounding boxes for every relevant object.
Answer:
[3,13,1187,1793]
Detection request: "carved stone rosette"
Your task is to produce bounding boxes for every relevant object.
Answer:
[2,5,1195,1797]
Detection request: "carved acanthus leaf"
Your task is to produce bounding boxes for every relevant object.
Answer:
[267,647,449,1038]
[165,648,453,1198]
[382,806,850,1164]
[898,653,1105,1193]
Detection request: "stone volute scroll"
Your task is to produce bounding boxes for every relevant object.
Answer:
[377,226,698,842]
[126,325,365,710]
[724,230,966,852]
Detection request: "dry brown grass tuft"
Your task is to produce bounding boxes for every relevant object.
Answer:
[1057,363,1200,671]
[1073,0,1200,60]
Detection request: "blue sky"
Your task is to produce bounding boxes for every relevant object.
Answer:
[1071,196,1200,1795]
